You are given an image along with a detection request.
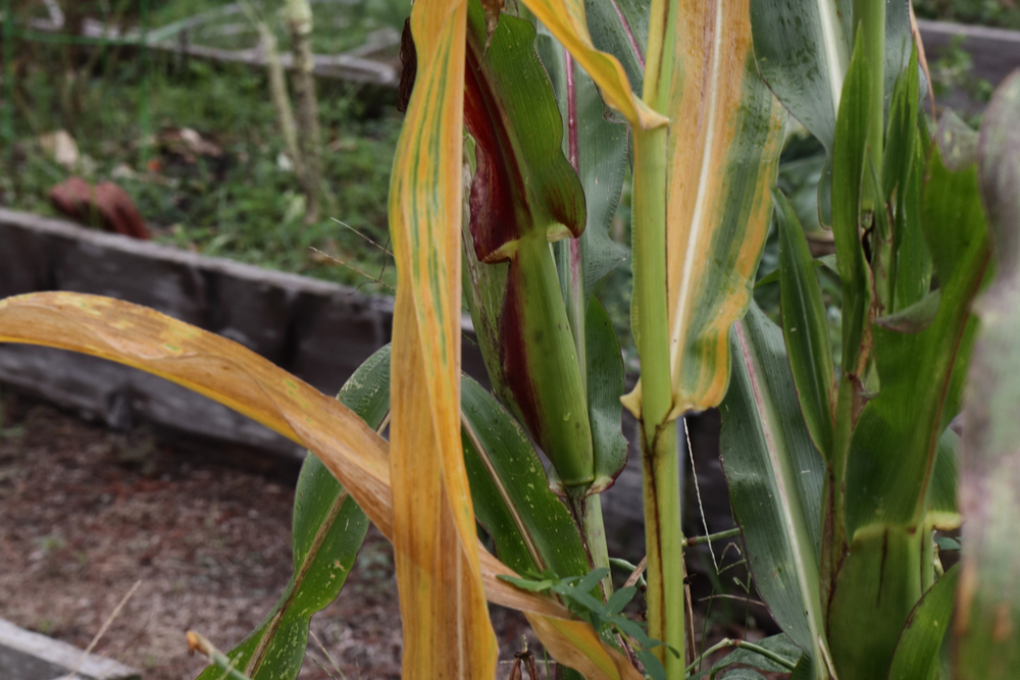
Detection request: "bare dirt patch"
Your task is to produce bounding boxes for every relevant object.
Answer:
[0,388,766,680]
[0,390,415,679]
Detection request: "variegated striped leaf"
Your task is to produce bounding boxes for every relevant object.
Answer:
[515,0,666,130]
[387,0,497,675]
[623,0,786,419]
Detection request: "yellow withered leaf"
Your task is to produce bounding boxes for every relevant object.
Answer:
[387,0,499,676]
[624,0,786,419]
[515,0,667,130]
[0,292,640,679]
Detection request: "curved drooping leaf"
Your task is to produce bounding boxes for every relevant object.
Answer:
[515,0,667,129]
[388,0,497,675]
[631,0,786,419]
[887,565,959,680]
[461,375,591,580]
[956,70,1020,680]
[873,290,941,334]
[751,0,851,152]
[844,120,990,538]
[719,303,828,680]
[0,292,639,680]
[195,347,390,680]
[775,188,836,460]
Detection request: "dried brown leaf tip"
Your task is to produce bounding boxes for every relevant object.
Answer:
[482,0,503,49]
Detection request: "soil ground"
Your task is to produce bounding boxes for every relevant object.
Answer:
[0,389,393,679]
[0,390,547,679]
[0,389,774,680]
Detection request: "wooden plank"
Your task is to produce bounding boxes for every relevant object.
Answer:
[0,617,139,680]
[919,19,1020,87]
[0,208,492,460]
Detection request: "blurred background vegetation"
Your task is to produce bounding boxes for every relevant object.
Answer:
[0,0,1014,366]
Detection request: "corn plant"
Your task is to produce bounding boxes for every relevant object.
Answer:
[1,0,1019,679]
[719,4,1020,680]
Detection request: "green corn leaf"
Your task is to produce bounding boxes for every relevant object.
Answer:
[883,50,931,314]
[718,669,769,680]
[195,346,391,680]
[720,302,828,680]
[927,427,961,530]
[955,71,1020,680]
[752,0,915,228]
[535,25,629,298]
[583,0,648,95]
[873,290,941,334]
[712,634,802,675]
[775,188,836,460]
[828,527,925,680]
[461,375,591,580]
[844,116,990,538]
[751,0,851,154]
[887,565,960,680]
[831,30,874,379]
[936,537,961,552]
[585,296,629,490]
[882,46,919,202]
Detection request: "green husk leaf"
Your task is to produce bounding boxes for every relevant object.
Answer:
[927,427,961,530]
[464,5,595,492]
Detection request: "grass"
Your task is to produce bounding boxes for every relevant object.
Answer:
[913,0,1020,31]
[0,0,1012,313]
[0,38,404,292]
